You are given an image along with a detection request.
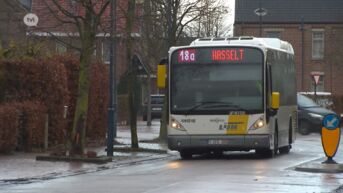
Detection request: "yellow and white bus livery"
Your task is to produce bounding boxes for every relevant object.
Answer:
[158,37,297,159]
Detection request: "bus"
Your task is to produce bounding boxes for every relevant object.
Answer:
[158,37,297,159]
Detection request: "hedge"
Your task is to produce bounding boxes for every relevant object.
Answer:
[14,101,47,151]
[55,56,110,141]
[0,59,69,145]
[86,61,109,140]
[0,104,18,153]
[0,55,111,150]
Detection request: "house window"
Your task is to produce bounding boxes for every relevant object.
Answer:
[19,0,32,10]
[266,31,281,38]
[56,42,67,53]
[312,30,324,60]
[102,41,110,64]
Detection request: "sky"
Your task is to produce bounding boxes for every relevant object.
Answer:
[226,0,235,24]
[224,0,236,36]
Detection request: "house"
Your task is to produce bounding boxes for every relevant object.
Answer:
[28,0,145,81]
[234,0,343,95]
[0,0,30,48]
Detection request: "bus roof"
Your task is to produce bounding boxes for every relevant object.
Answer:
[185,36,294,55]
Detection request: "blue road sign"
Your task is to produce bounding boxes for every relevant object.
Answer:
[323,114,340,130]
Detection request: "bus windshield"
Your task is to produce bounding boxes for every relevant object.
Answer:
[170,47,264,114]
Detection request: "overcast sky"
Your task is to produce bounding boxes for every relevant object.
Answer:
[225,0,235,35]
[226,0,235,24]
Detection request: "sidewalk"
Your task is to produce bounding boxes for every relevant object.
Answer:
[0,121,172,184]
[293,134,343,174]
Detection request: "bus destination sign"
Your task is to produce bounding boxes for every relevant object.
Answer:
[174,47,261,64]
[212,49,244,62]
[177,48,245,63]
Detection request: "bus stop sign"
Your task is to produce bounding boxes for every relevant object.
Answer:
[321,114,341,164]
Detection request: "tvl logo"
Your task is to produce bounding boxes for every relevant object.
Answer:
[321,114,341,164]
[23,13,39,27]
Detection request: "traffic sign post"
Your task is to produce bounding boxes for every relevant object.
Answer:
[321,114,341,164]
[313,75,320,97]
[311,73,322,101]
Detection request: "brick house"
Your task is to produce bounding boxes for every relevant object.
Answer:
[29,0,159,109]
[0,0,30,47]
[234,0,343,95]
[2,0,159,119]
[27,0,145,82]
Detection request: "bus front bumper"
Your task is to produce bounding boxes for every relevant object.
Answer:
[168,135,270,151]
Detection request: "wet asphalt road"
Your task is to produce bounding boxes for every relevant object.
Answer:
[2,134,343,193]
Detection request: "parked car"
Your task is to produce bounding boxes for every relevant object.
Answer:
[297,94,337,135]
[142,94,164,121]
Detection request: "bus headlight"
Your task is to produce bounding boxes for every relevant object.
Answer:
[171,119,186,131]
[250,117,265,130]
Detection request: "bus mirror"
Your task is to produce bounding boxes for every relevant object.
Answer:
[271,92,280,110]
[157,64,167,88]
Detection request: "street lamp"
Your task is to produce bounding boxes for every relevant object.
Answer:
[254,0,267,37]
[107,0,117,157]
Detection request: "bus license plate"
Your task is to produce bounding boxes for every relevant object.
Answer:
[208,139,228,145]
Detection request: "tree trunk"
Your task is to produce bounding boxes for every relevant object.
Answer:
[70,29,95,155]
[128,71,139,148]
[126,0,139,148]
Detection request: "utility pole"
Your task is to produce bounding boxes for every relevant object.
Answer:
[107,0,117,156]
[259,0,262,37]
[300,17,305,91]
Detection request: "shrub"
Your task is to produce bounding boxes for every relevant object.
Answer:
[0,104,18,153]
[86,62,109,140]
[0,58,69,145]
[14,101,47,151]
[0,55,111,148]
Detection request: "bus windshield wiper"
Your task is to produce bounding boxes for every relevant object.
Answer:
[208,103,250,112]
[185,101,249,115]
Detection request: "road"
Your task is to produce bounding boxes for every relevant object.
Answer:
[2,134,343,193]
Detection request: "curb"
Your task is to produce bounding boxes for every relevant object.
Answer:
[112,147,168,154]
[0,153,175,186]
[294,157,343,173]
[36,155,112,164]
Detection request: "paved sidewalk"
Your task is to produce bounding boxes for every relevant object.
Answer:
[293,134,343,174]
[0,121,172,184]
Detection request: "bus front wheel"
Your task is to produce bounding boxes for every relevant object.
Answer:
[256,129,278,158]
[180,150,193,159]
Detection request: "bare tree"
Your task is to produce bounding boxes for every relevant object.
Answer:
[38,0,111,155]
[138,0,231,141]
[187,0,232,37]
[123,0,139,148]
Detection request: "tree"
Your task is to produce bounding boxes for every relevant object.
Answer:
[40,0,111,155]
[123,0,139,148]
[139,0,231,141]
[187,0,232,37]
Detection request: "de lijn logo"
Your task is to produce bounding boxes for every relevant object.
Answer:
[321,114,341,164]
